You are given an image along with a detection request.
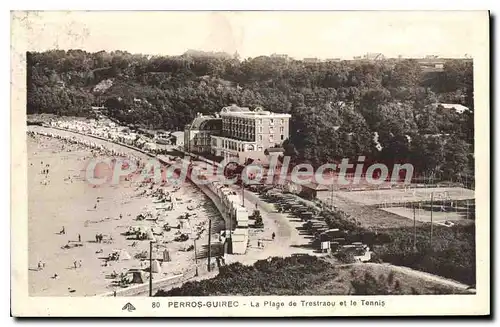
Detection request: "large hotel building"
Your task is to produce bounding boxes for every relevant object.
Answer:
[184,104,291,163]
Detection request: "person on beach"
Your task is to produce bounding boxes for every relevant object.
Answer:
[37,261,43,271]
[272,232,276,240]
[73,260,78,269]
[61,226,65,235]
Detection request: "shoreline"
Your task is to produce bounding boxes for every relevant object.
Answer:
[28,128,225,296]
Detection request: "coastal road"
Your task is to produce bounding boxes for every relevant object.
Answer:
[228,185,317,264]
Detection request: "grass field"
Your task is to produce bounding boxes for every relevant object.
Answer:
[382,207,468,223]
[332,187,474,206]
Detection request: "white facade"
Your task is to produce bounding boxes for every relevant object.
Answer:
[211,105,291,161]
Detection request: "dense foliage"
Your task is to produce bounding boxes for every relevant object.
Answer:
[374,224,476,285]
[27,50,474,179]
[319,205,475,285]
[155,256,336,296]
[155,255,464,296]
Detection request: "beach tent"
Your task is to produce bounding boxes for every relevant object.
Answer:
[146,230,156,242]
[180,220,192,233]
[128,269,147,284]
[151,260,162,273]
[163,249,171,262]
[119,250,132,260]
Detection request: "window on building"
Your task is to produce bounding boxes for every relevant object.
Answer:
[258,119,262,124]
[259,135,263,141]
[259,126,263,133]
[281,119,284,124]
[270,119,274,125]
[269,127,274,133]
[280,126,284,133]
[281,134,284,140]
[269,135,274,142]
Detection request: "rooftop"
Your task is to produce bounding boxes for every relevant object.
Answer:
[433,103,470,113]
[188,114,222,130]
[220,104,291,118]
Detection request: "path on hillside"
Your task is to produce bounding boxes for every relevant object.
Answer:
[376,263,474,290]
[337,262,474,291]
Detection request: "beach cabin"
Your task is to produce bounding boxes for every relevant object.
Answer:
[231,228,249,254]
[234,206,249,227]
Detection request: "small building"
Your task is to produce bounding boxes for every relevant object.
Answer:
[231,228,249,254]
[171,131,185,147]
[184,113,222,154]
[433,103,470,114]
[298,182,330,200]
[363,53,385,61]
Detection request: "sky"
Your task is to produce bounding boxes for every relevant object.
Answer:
[12,11,488,59]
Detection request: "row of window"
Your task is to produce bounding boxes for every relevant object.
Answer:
[257,118,285,125]
[257,134,285,142]
[260,126,285,133]
[223,118,286,126]
[222,126,285,134]
[193,139,211,146]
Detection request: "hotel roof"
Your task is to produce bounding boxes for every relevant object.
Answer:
[188,115,221,130]
[220,104,291,118]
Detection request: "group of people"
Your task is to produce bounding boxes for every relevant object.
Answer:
[37,261,46,271]
[256,232,276,248]
[95,233,105,243]
[40,162,50,175]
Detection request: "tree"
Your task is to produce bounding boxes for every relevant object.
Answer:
[26,50,473,175]
[442,138,470,180]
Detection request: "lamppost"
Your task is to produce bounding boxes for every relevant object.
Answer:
[193,236,199,276]
[190,220,199,277]
[149,240,154,297]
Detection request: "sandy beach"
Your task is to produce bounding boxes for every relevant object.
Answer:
[28,129,223,296]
